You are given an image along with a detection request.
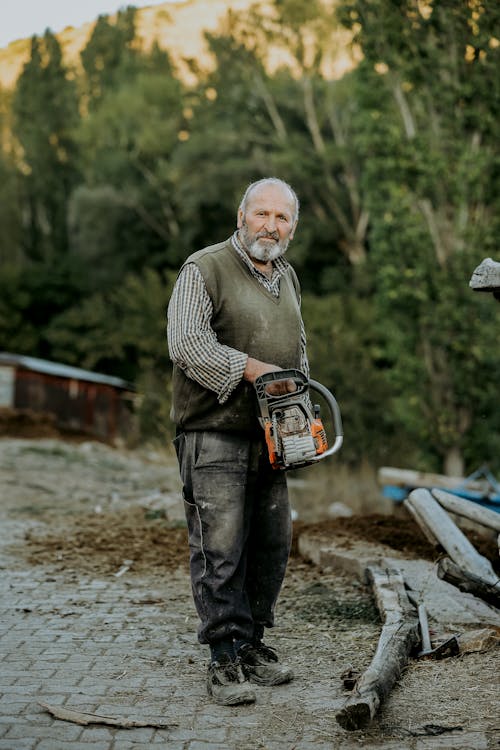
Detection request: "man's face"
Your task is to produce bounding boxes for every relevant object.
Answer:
[237,184,297,262]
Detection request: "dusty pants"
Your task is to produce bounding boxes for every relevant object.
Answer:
[173,430,292,645]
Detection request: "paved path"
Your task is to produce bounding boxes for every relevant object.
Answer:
[0,545,359,750]
[0,438,496,749]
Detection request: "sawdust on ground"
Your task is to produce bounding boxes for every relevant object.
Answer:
[20,508,500,577]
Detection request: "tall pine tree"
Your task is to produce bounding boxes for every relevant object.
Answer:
[13,31,80,260]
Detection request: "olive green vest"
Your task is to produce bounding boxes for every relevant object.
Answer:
[171,238,303,434]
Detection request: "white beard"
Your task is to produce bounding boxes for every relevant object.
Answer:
[240,223,289,262]
[248,238,288,262]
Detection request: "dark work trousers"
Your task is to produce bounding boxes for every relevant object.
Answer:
[173,430,292,646]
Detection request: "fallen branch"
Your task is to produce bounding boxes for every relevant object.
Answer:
[38,702,175,729]
[436,558,500,610]
[336,566,420,731]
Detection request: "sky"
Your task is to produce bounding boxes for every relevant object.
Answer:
[0,1,180,48]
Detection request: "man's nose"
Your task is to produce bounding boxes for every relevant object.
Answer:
[264,215,277,231]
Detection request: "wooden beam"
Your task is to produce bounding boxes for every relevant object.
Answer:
[404,489,498,584]
[336,566,420,731]
[378,466,487,493]
[431,489,500,533]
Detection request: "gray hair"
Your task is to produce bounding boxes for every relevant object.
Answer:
[238,178,300,223]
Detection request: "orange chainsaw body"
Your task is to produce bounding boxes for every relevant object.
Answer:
[254,370,343,471]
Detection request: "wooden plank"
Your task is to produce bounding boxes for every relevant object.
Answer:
[404,489,498,584]
[336,566,420,730]
[378,466,487,493]
[432,489,500,533]
[437,558,500,609]
[469,257,500,292]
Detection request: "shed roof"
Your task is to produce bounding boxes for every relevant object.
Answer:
[0,352,135,391]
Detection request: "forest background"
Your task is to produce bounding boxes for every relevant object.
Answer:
[0,0,499,478]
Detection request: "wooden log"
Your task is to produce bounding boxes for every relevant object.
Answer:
[404,489,498,584]
[378,466,487,493]
[469,257,500,295]
[336,566,420,731]
[437,557,500,609]
[431,489,500,533]
[403,495,443,547]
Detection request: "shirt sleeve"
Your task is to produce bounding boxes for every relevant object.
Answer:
[167,263,248,404]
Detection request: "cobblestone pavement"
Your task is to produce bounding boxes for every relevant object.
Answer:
[0,438,497,749]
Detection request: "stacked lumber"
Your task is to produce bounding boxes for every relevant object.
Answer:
[336,486,499,732]
[405,488,500,609]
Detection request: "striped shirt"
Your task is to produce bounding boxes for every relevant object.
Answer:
[167,232,309,404]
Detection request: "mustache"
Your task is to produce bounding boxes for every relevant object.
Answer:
[256,230,279,241]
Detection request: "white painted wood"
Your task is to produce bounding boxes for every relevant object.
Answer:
[378,466,487,493]
[405,489,498,584]
[432,489,500,533]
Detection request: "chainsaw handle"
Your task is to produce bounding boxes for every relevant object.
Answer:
[254,369,309,419]
[308,378,344,459]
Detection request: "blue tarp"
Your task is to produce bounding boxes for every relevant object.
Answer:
[382,466,500,513]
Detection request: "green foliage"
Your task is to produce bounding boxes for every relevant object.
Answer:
[46,269,176,441]
[77,41,184,272]
[302,291,413,466]
[0,147,23,266]
[12,31,80,260]
[0,0,498,471]
[80,7,140,110]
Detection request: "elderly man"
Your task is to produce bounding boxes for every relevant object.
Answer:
[167,177,309,705]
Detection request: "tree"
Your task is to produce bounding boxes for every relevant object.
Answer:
[212,0,369,284]
[0,88,23,267]
[12,31,80,261]
[80,7,139,111]
[76,44,185,278]
[338,0,500,474]
[46,269,176,440]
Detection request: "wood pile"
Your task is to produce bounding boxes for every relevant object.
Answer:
[337,261,500,730]
[406,489,500,609]
[336,487,499,731]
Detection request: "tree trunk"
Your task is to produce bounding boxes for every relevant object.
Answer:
[443,446,464,479]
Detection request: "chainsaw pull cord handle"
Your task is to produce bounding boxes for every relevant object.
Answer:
[308,378,344,460]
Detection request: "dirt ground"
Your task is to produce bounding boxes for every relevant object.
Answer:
[1,435,499,747]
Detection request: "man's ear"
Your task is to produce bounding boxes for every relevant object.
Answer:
[237,209,244,229]
[289,219,298,240]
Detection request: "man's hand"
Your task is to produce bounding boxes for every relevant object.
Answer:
[243,357,297,395]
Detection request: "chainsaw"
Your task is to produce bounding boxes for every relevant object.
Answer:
[254,369,343,470]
